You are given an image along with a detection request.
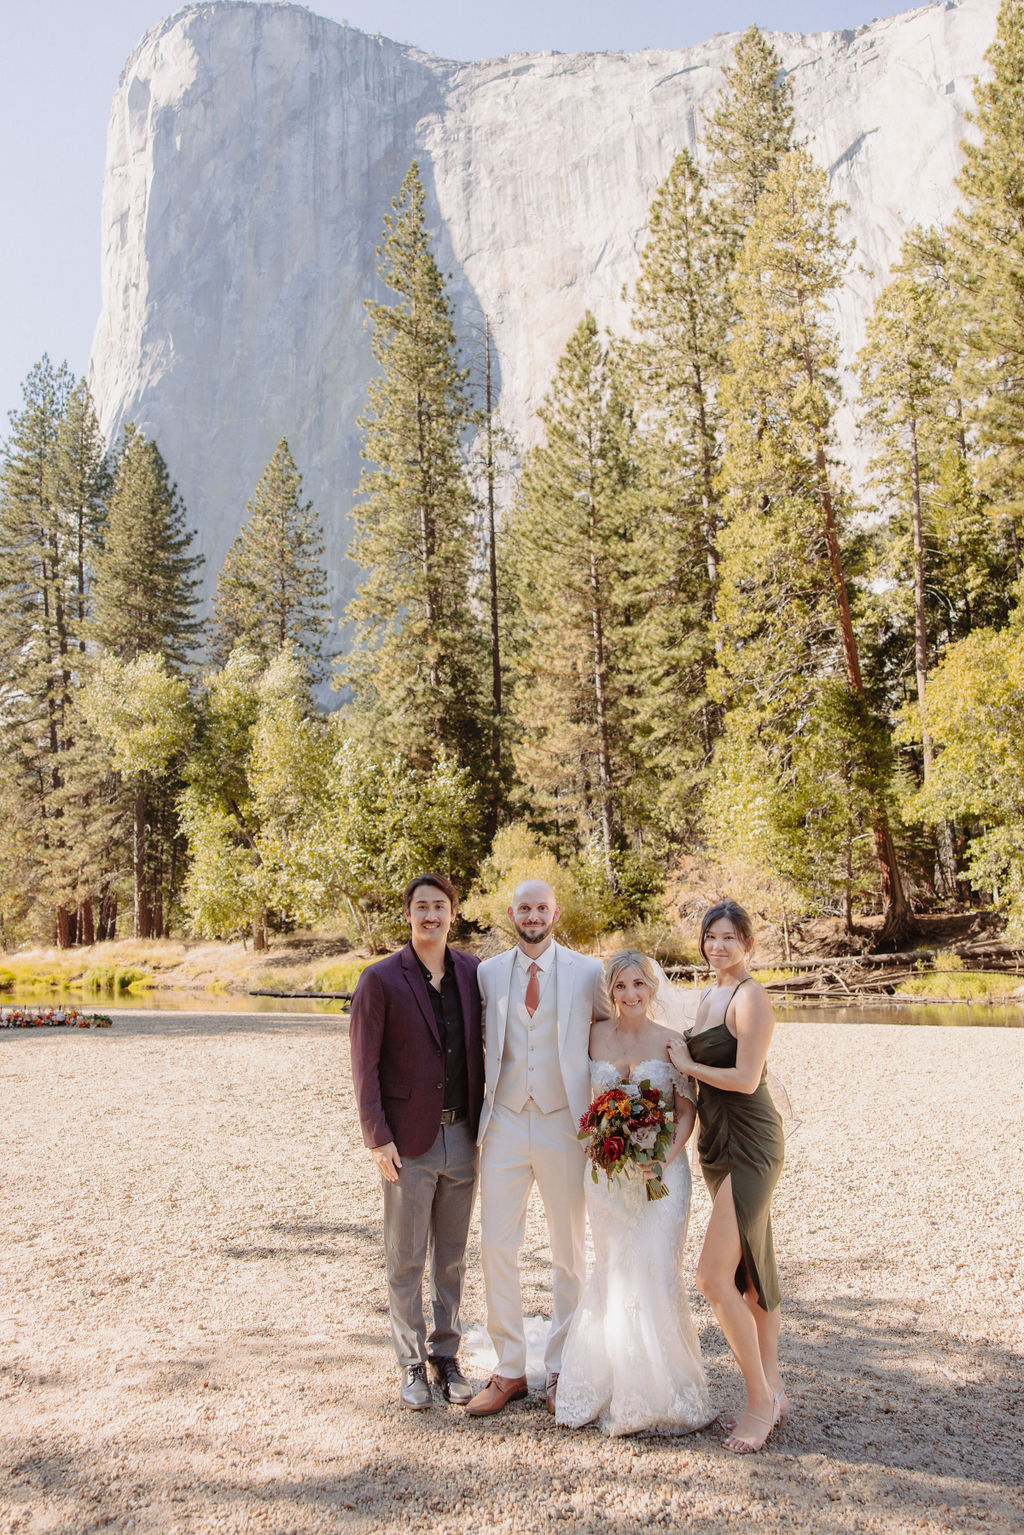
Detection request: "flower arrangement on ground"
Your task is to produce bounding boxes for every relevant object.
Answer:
[0,1007,113,1029]
[578,1081,674,1201]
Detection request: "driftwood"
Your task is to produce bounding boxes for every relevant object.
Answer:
[248,988,353,1001]
[665,946,1024,1005]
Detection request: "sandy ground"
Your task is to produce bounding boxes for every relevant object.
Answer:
[1,1013,1022,1535]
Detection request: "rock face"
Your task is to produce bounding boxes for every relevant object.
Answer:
[89,0,998,624]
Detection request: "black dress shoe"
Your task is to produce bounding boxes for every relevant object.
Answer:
[400,1363,432,1410]
[428,1355,474,1405]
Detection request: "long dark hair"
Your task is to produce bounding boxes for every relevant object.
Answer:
[698,900,755,962]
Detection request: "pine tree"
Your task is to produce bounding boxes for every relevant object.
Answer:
[90,422,203,667]
[179,647,281,949]
[609,33,795,846]
[466,312,519,831]
[506,313,637,886]
[705,25,796,250]
[858,230,1017,896]
[857,230,963,774]
[0,360,111,945]
[88,422,203,936]
[212,438,330,681]
[339,163,489,780]
[80,653,192,942]
[714,148,911,941]
[623,149,731,834]
[898,612,1024,933]
[929,448,1012,641]
[951,0,1024,569]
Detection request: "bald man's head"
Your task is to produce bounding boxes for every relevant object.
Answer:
[508,879,561,949]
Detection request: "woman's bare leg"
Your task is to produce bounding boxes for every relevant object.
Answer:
[696,1176,777,1450]
[746,1287,785,1410]
[722,1292,785,1429]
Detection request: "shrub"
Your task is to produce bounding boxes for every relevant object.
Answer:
[463,824,663,948]
[895,952,1013,1002]
[252,968,294,991]
[313,957,382,994]
[115,968,151,993]
[81,964,119,993]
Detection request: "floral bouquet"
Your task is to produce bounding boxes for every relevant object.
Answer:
[578,1082,674,1201]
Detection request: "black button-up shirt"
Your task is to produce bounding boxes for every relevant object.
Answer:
[415,947,469,1112]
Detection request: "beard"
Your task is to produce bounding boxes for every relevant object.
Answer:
[513,917,555,945]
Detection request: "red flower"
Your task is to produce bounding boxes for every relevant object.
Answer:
[602,1135,626,1164]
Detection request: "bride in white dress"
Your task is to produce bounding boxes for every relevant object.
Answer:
[555,950,715,1437]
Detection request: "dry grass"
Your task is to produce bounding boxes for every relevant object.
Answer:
[0,934,362,998]
[895,950,1020,1003]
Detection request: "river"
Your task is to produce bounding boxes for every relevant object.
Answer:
[2,991,1023,1026]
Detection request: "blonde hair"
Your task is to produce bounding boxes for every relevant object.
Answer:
[605,949,660,1005]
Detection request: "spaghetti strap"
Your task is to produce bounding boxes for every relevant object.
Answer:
[728,977,752,1006]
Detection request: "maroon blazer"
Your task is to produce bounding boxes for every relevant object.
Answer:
[349,943,484,1158]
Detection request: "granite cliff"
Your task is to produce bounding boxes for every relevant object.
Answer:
[88,0,998,621]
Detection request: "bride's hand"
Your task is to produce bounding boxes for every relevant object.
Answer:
[667,1035,693,1072]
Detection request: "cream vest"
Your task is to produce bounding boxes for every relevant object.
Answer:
[494,954,568,1114]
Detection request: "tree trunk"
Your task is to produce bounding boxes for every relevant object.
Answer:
[909,426,932,774]
[78,900,95,947]
[56,906,74,949]
[693,362,719,591]
[815,443,912,943]
[98,887,118,943]
[133,780,151,939]
[416,391,441,700]
[587,493,617,891]
[909,426,957,899]
[484,317,502,833]
[778,892,792,963]
[800,312,911,945]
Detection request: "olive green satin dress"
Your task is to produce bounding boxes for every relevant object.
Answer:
[686,994,784,1313]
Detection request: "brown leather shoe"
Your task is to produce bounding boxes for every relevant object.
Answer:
[464,1373,529,1417]
[545,1372,559,1414]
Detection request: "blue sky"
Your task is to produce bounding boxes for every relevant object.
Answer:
[2,0,914,431]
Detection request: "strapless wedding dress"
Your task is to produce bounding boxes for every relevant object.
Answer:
[555,1058,714,1437]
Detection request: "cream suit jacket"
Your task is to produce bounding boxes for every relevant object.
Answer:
[476,940,611,1143]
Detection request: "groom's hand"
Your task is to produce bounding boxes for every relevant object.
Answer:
[371,1141,402,1182]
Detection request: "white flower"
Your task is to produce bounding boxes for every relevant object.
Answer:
[632,1126,658,1151]
[622,1082,641,1100]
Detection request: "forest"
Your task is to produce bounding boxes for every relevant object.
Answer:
[2,7,1023,956]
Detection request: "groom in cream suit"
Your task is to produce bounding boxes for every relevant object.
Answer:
[465,879,612,1417]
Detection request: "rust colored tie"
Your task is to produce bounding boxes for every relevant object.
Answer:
[525,961,540,1017]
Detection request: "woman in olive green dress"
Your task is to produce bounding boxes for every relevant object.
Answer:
[668,900,785,1454]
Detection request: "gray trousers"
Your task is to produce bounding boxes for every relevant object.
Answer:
[381,1119,478,1370]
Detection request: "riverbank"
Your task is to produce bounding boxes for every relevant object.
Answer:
[0,933,362,1000]
[2,909,1021,1009]
[1,1013,1021,1534]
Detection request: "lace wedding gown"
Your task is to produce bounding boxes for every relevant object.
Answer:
[555,1059,714,1437]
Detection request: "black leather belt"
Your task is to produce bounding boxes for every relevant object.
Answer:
[440,1107,468,1124]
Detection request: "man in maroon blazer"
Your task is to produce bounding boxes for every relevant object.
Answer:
[349,873,484,1411]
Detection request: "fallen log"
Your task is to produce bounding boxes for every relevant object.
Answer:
[248,988,353,1001]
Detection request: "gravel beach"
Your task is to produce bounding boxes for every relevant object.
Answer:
[1,1011,1021,1535]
